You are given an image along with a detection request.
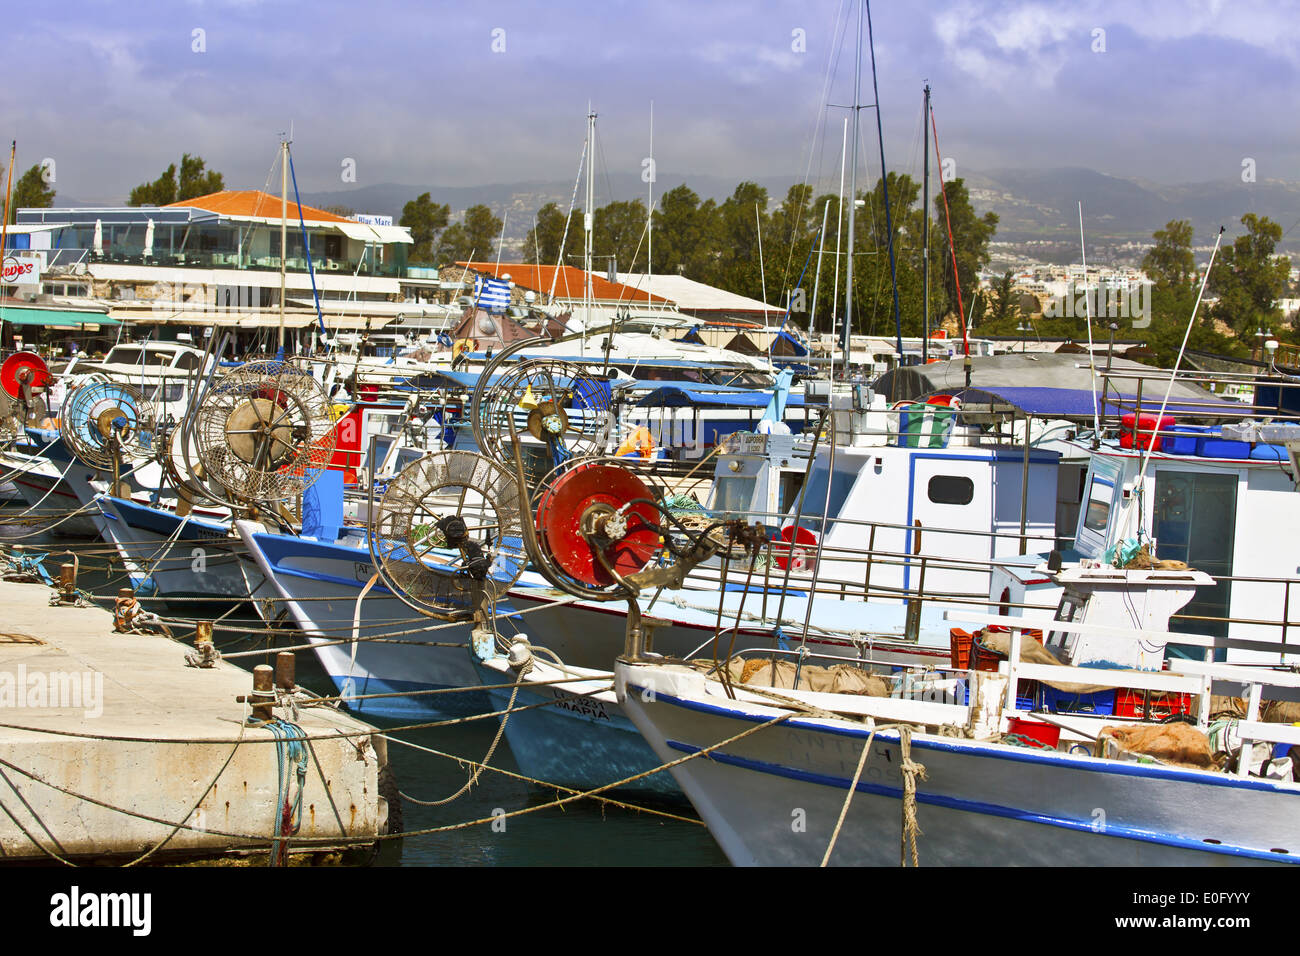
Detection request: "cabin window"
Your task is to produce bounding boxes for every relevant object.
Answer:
[1082,476,1114,535]
[797,462,856,529]
[927,475,974,505]
[712,476,757,516]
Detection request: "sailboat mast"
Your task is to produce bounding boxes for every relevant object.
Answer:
[584,106,596,355]
[922,83,931,363]
[842,0,862,373]
[279,138,288,352]
[866,0,904,369]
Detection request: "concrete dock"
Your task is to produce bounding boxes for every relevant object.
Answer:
[0,580,392,864]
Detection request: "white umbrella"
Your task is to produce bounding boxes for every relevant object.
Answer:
[92,219,103,257]
[143,219,154,259]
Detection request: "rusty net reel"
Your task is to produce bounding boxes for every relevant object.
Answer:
[372,450,528,618]
[193,360,336,503]
[472,359,616,471]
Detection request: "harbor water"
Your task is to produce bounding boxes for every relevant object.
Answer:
[2,511,726,867]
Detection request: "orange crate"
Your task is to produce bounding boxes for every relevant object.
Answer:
[949,628,974,670]
[1115,690,1193,720]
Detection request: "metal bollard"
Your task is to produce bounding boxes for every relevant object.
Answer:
[248,665,275,721]
[274,651,296,692]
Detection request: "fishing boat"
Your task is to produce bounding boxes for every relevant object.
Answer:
[615,564,1300,866]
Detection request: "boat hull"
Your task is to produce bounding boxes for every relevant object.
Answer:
[617,662,1300,867]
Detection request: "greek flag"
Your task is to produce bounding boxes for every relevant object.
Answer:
[474,276,512,313]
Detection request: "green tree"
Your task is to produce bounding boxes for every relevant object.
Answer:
[592,199,648,277]
[524,202,568,265]
[399,192,450,264]
[712,181,771,303]
[7,164,56,223]
[461,204,504,262]
[1142,220,1196,288]
[177,154,223,200]
[1129,219,1242,366]
[127,154,224,206]
[650,185,717,279]
[1208,214,1291,337]
[128,164,177,206]
[933,178,997,323]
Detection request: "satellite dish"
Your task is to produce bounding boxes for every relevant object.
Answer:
[477,314,498,336]
[371,450,527,619]
[192,360,336,503]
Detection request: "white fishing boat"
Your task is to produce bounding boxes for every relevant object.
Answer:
[616,566,1300,866]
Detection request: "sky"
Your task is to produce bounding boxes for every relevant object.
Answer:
[5,0,1299,204]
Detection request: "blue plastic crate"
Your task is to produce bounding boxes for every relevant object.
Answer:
[1038,685,1115,715]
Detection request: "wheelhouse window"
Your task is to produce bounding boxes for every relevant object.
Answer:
[927,475,973,505]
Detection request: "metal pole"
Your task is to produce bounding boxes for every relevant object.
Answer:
[1020,414,1031,554]
[279,139,287,353]
[866,0,904,368]
[842,0,862,374]
[922,84,930,364]
[809,200,831,342]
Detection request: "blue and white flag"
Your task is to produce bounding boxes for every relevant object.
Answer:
[473,276,512,313]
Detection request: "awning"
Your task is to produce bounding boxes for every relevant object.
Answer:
[369,225,413,244]
[335,221,379,242]
[0,306,118,328]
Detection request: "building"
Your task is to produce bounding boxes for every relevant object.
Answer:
[6,191,421,349]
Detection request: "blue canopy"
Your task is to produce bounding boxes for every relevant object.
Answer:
[636,384,808,409]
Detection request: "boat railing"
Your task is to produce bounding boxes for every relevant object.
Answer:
[686,507,1300,646]
[946,610,1300,771]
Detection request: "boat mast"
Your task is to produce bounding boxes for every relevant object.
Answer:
[583,105,596,357]
[866,0,904,370]
[922,83,931,363]
[842,1,861,374]
[279,137,288,353]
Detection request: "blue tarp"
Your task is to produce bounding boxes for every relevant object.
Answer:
[636,384,808,409]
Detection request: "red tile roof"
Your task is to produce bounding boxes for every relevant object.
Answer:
[459,262,671,305]
[165,190,351,223]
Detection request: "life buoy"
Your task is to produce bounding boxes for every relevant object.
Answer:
[453,338,477,361]
[772,524,817,572]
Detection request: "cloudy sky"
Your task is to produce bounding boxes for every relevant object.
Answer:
[6,0,1299,204]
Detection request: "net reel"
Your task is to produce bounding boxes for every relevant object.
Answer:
[531,459,663,599]
[60,381,157,487]
[471,359,615,472]
[191,360,336,505]
[0,351,52,441]
[370,450,527,620]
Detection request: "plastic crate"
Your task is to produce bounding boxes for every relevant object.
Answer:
[1038,685,1116,716]
[949,628,974,670]
[1114,690,1192,720]
[1008,717,1060,749]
